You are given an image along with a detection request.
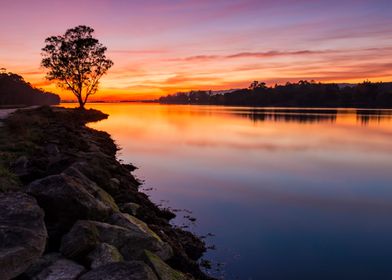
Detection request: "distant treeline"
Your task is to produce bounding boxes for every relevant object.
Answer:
[158,80,392,108]
[0,71,60,106]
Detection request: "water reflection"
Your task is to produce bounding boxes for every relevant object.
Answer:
[239,109,338,123]
[229,108,392,124]
[356,109,392,125]
[61,103,392,280]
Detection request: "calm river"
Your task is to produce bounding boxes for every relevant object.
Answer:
[64,103,392,280]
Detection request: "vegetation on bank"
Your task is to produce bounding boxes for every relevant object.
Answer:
[0,107,106,192]
[0,71,60,106]
[159,80,392,108]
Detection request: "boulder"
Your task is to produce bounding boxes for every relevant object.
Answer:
[144,250,190,280]
[45,143,60,156]
[120,202,140,216]
[68,161,140,200]
[110,178,120,185]
[61,219,172,262]
[33,258,85,280]
[121,163,137,172]
[26,167,119,245]
[0,192,47,280]
[79,261,158,280]
[66,162,122,197]
[63,166,119,213]
[11,155,30,177]
[60,221,102,259]
[108,213,173,260]
[22,253,62,278]
[87,243,123,269]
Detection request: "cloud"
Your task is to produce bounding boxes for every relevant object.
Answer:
[175,49,338,62]
[20,71,43,75]
[226,50,331,58]
[183,55,220,61]
[165,74,221,84]
[31,80,54,88]
[171,46,392,64]
[110,49,168,55]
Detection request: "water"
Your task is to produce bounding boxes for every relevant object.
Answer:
[64,103,392,279]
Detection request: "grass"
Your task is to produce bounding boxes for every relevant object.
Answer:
[0,106,109,192]
[0,163,20,192]
[0,107,47,192]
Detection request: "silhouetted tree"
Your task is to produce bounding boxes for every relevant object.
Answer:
[249,81,267,90]
[41,25,113,109]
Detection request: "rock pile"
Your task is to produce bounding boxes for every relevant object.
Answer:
[0,107,211,280]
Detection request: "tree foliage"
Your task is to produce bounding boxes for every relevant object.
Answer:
[159,80,392,108]
[0,71,60,106]
[41,25,113,108]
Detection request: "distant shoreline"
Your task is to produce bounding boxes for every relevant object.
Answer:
[60,101,392,111]
[158,81,392,109]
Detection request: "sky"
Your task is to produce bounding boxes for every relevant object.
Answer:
[0,0,392,101]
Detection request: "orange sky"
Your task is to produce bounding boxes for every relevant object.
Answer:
[1,0,392,101]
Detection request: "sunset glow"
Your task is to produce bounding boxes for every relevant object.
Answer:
[1,0,392,100]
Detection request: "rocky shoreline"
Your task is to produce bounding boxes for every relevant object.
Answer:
[0,106,213,280]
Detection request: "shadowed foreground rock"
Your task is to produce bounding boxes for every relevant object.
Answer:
[87,243,123,269]
[33,258,85,280]
[0,107,211,279]
[79,261,158,280]
[60,219,172,261]
[0,192,47,279]
[26,167,119,247]
[144,250,188,280]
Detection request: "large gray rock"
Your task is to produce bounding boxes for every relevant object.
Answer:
[0,192,47,280]
[120,202,140,216]
[45,143,60,156]
[108,213,173,260]
[79,261,158,280]
[144,250,190,280]
[23,253,62,279]
[11,155,30,177]
[26,167,119,242]
[33,258,85,280]
[87,243,123,269]
[60,221,103,259]
[62,166,119,213]
[66,161,138,201]
[61,219,172,262]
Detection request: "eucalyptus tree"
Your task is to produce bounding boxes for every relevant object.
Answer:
[41,25,113,109]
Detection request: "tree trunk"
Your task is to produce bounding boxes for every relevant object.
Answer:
[76,94,85,110]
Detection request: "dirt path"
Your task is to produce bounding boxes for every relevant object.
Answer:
[0,109,18,120]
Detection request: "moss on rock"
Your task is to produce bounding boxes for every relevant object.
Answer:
[144,250,190,280]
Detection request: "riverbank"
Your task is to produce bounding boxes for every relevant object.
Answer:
[0,106,212,280]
